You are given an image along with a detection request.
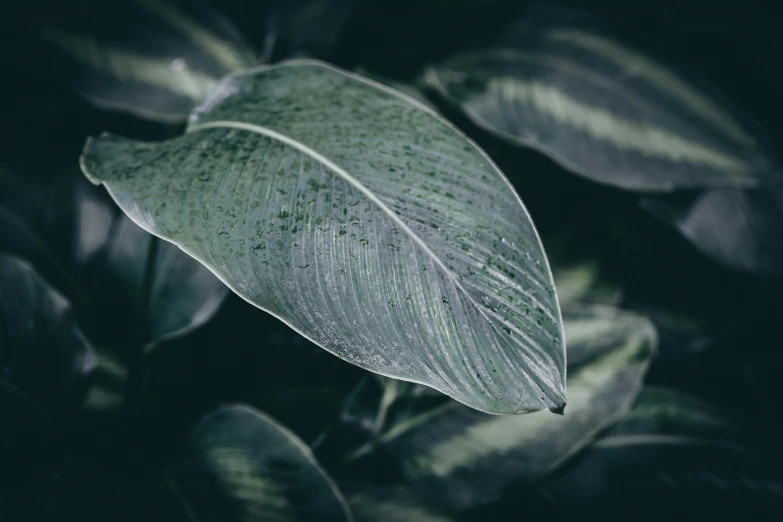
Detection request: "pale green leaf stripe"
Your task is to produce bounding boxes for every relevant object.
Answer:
[82,60,566,415]
[477,77,747,172]
[178,405,353,522]
[43,27,217,100]
[546,29,755,147]
[135,0,252,71]
[368,305,655,509]
[415,327,647,478]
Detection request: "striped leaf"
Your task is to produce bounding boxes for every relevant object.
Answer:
[174,404,351,522]
[106,214,229,345]
[80,60,566,415]
[346,485,454,522]
[39,0,256,122]
[424,14,778,191]
[552,259,623,307]
[353,304,655,509]
[0,254,96,426]
[642,187,783,275]
[528,387,783,521]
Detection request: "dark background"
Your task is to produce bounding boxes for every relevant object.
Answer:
[1,0,782,520]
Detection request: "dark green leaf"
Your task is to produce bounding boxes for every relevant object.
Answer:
[106,214,228,344]
[38,0,256,122]
[81,60,566,415]
[173,404,351,522]
[346,485,454,522]
[424,11,778,191]
[642,187,783,275]
[0,254,96,424]
[527,387,783,521]
[349,304,655,509]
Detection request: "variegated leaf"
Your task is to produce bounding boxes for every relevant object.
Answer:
[642,187,783,275]
[174,404,352,522]
[424,13,778,191]
[528,387,783,520]
[39,0,256,122]
[351,304,655,509]
[80,60,566,415]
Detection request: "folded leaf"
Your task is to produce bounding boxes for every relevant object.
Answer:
[81,60,566,415]
[106,214,228,344]
[174,404,351,522]
[424,12,778,191]
[39,0,256,121]
[642,187,783,275]
[352,305,655,509]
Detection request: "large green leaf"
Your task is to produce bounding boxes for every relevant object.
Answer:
[81,60,566,415]
[0,254,96,425]
[424,12,778,191]
[345,485,454,522]
[106,214,228,345]
[173,404,351,522]
[38,0,256,122]
[642,187,783,275]
[347,304,655,509]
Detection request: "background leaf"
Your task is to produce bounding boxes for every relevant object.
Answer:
[105,214,229,345]
[0,253,96,425]
[81,60,566,415]
[517,387,783,522]
[424,8,778,191]
[345,485,454,522]
[641,187,783,275]
[174,404,352,522]
[36,0,257,122]
[347,304,655,509]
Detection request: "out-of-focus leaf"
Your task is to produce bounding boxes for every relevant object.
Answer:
[37,0,256,122]
[0,165,113,304]
[526,387,783,521]
[173,404,352,522]
[424,10,778,191]
[350,305,655,509]
[346,485,454,522]
[264,0,365,60]
[81,60,566,415]
[553,259,623,307]
[354,68,438,111]
[106,214,228,344]
[0,254,96,425]
[642,187,783,275]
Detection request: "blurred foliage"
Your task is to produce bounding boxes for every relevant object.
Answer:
[1,0,783,520]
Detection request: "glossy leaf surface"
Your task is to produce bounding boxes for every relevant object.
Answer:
[81,60,566,415]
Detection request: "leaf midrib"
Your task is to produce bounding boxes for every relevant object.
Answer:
[187,119,561,404]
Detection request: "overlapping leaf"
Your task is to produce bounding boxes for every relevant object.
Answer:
[345,485,454,522]
[38,0,256,121]
[80,60,566,415]
[106,214,228,344]
[0,254,95,424]
[173,404,351,522]
[424,11,778,191]
[529,387,783,521]
[348,304,655,509]
[642,187,783,275]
